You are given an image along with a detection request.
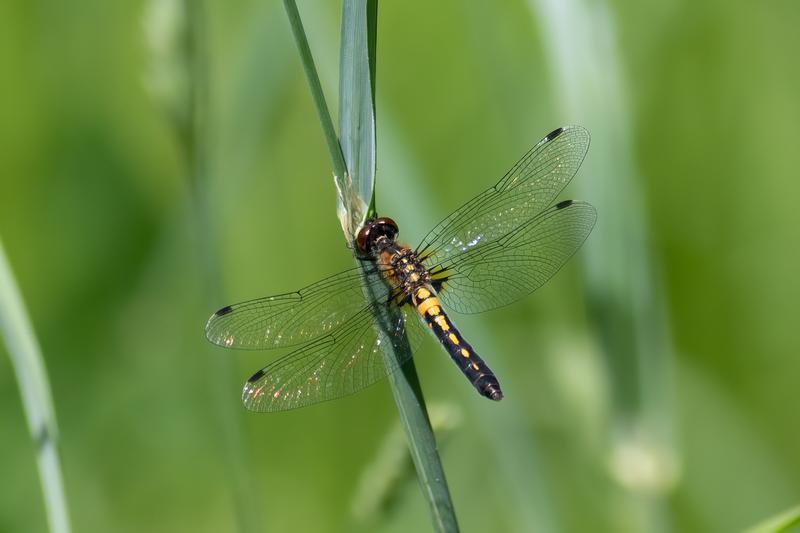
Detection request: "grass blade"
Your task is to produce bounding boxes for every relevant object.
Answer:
[339,0,378,226]
[282,0,347,183]
[358,265,460,532]
[0,239,72,533]
[282,1,460,530]
[184,2,263,531]
[746,504,800,533]
[143,0,262,529]
[339,2,459,531]
[284,0,369,241]
[351,403,462,526]
[529,0,679,528]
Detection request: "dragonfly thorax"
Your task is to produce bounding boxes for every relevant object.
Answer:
[384,247,432,299]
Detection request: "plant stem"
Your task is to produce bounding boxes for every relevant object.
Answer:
[358,263,459,532]
[182,2,261,531]
[746,504,800,533]
[0,239,71,533]
[339,3,458,531]
[530,0,678,529]
[338,0,378,226]
[282,0,347,181]
[282,1,460,530]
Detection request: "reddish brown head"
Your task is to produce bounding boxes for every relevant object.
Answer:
[356,217,399,256]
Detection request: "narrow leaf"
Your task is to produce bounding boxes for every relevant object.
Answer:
[746,504,800,533]
[338,0,377,238]
[0,239,71,533]
[340,2,459,531]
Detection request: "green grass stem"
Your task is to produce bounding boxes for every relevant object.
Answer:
[180,2,262,530]
[0,239,71,533]
[340,2,458,530]
[282,0,347,183]
[530,0,679,528]
[746,504,800,533]
[338,0,378,225]
[282,1,460,530]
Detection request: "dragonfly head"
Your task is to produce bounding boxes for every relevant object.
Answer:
[356,217,399,256]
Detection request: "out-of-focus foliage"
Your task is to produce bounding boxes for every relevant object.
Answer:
[1,1,798,532]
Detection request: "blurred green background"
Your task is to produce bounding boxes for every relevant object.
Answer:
[2,1,799,532]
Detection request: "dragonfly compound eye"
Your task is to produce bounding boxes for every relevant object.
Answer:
[374,217,399,242]
[356,217,399,254]
[355,223,371,254]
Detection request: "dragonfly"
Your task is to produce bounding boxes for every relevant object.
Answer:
[205,126,596,412]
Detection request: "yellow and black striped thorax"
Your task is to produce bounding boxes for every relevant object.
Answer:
[382,247,432,296]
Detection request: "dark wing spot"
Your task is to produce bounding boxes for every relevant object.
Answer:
[555,199,573,210]
[215,305,234,316]
[545,127,564,141]
[247,369,266,383]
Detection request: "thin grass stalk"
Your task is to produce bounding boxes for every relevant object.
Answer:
[0,239,71,533]
[746,504,800,533]
[376,118,559,531]
[338,0,378,225]
[282,1,459,530]
[529,0,679,529]
[282,0,347,182]
[339,4,458,530]
[181,2,261,530]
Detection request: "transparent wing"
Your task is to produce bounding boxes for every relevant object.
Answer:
[432,201,596,314]
[416,126,590,269]
[205,266,388,350]
[242,302,424,412]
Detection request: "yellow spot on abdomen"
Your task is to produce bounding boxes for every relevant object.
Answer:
[415,287,431,299]
[471,363,479,370]
[434,315,450,331]
[460,348,470,357]
[448,333,459,344]
[416,297,440,317]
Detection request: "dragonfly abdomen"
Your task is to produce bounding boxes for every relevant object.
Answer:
[413,286,503,401]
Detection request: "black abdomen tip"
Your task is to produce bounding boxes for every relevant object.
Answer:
[487,386,503,401]
[215,305,234,316]
[480,381,503,401]
[545,127,564,141]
